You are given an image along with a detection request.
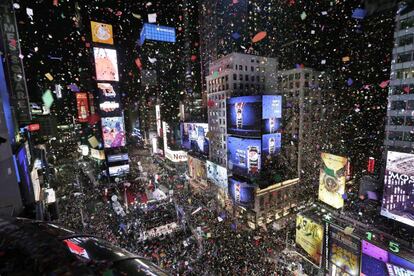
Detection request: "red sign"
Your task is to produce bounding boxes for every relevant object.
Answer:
[367,157,375,173]
[28,124,40,132]
[88,93,96,116]
[76,93,90,122]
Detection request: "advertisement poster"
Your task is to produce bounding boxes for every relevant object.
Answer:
[108,164,130,176]
[361,240,414,276]
[295,214,324,267]
[318,153,347,209]
[228,178,255,207]
[76,93,90,122]
[93,47,119,81]
[162,121,187,162]
[187,155,207,181]
[101,116,126,148]
[90,148,105,160]
[329,226,360,276]
[181,123,210,156]
[262,95,282,134]
[381,151,414,227]
[227,96,262,137]
[107,153,129,163]
[91,21,114,45]
[227,136,261,177]
[262,133,281,159]
[206,160,228,190]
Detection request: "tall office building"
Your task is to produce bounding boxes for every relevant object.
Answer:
[385,8,414,151]
[206,53,277,166]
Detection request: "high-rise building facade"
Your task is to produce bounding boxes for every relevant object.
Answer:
[206,53,277,166]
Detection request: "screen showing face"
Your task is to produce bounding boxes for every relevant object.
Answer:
[94,47,119,81]
[181,123,210,156]
[228,178,255,207]
[101,116,126,148]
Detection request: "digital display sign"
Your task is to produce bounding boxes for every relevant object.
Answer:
[97,82,121,116]
[107,153,129,163]
[181,123,210,156]
[228,178,255,208]
[207,161,227,190]
[361,240,414,276]
[91,21,114,45]
[163,121,187,162]
[93,47,119,81]
[318,153,347,209]
[227,136,261,177]
[262,133,281,159]
[381,151,414,227]
[76,93,90,122]
[227,96,262,137]
[101,116,126,148]
[329,226,360,276]
[295,214,324,267]
[262,95,282,119]
[108,164,130,176]
[187,156,207,181]
[139,23,176,45]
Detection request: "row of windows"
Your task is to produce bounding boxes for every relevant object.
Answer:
[396,51,414,63]
[282,81,312,89]
[390,100,414,110]
[233,74,266,82]
[400,17,414,30]
[281,72,313,81]
[390,116,414,126]
[398,34,414,47]
[395,68,414,79]
[388,131,414,142]
[390,85,414,95]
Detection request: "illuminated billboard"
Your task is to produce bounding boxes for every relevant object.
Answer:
[181,123,210,156]
[97,82,121,116]
[187,156,207,181]
[139,23,176,45]
[295,214,324,267]
[90,148,105,160]
[155,105,161,136]
[162,121,187,162]
[227,136,261,177]
[207,161,227,190]
[93,47,119,82]
[329,226,360,276]
[108,164,130,176]
[101,116,126,148]
[381,151,414,227]
[76,93,90,122]
[318,153,347,209]
[262,95,282,134]
[262,133,281,159]
[227,96,262,137]
[361,240,414,276]
[228,178,255,208]
[91,21,114,45]
[107,153,129,163]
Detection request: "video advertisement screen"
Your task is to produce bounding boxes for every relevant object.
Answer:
[93,47,119,82]
[227,136,261,178]
[262,133,281,159]
[262,95,282,134]
[206,160,227,190]
[101,116,126,148]
[228,178,255,208]
[97,83,121,116]
[181,123,209,156]
[227,96,262,137]
[295,214,324,267]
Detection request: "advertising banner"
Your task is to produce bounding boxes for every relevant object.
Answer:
[381,151,414,227]
[207,160,228,190]
[139,23,176,45]
[101,116,126,148]
[227,136,261,177]
[329,225,360,276]
[262,133,281,159]
[97,82,121,116]
[155,105,161,136]
[295,214,324,267]
[227,96,262,137]
[90,148,105,160]
[361,240,414,276]
[91,21,114,45]
[76,93,90,122]
[228,178,255,208]
[318,153,347,209]
[187,155,207,181]
[107,153,129,163]
[108,164,130,176]
[262,95,282,134]
[181,123,210,156]
[93,47,119,81]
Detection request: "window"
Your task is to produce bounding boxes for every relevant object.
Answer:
[251,75,255,82]
[225,75,229,81]
[388,131,403,140]
[295,73,300,79]
[233,83,237,89]
[391,100,406,110]
[400,17,414,30]
[256,76,260,82]
[399,34,413,47]
[408,100,414,110]
[233,74,237,80]
[239,65,243,70]
[397,52,412,63]
[240,83,244,89]
[239,74,243,80]
[289,74,294,80]
[304,73,310,80]
[245,66,248,71]
[245,75,249,81]
[391,116,404,125]
[251,66,254,72]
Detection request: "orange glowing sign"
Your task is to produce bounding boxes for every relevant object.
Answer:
[91,21,114,45]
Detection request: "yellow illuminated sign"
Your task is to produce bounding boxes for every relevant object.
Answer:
[91,21,114,45]
[295,214,324,266]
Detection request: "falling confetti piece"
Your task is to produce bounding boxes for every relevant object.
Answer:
[42,90,54,108]
[13,3,20,9]
[132,13,141,19]
[300,11,307,20]
[135,58,142,70]
[148,13,157,23]
[342,56,350,62]
[252,31,267,43]
[231,32,241,40]
[352,8,367,20]
[45,73,54,81]
[347,78,353,86]
[403,86,411,93]
[53,0,58,6]
[379,80,390,88]
[26,7,33,19]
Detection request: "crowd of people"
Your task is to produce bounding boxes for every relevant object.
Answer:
[53,146,303,275]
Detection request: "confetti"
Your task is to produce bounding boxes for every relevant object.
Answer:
[252,31,267,43]
[45,73,54,81]
[300,11,307,20]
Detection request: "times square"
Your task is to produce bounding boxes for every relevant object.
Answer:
[0,0,414,275]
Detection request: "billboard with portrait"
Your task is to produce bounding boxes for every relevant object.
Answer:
[262,95,282,134]
[76,93,90,122]
[227,96,262,137]
[108,164,130,177]
[381,151,414,227]
[207,161,227,190]
[262,133,281,159]
[228,178,255,208]
[361,240,414,276]
[93,47,119,81]
[91,21,114,45]
[295,214,324,267]
[318,153,347,209]
[187,155,207,182]
[181,123,209,156]
[227,136,261,178]
[329,225,360,276]
[101,116,126,148]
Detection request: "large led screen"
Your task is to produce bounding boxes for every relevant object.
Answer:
[381,151,414,227]
[207,161,227,190]
[101,116,126,148]
[262,95,282,134]
[91,21,114,45]
[361,240,414,276]
[227,96,262,137]
[187,155,207,181]
[318,153,347,209]
[108,164,130,176]
[329,226,360,276]
[228,178,255,208]
[93,47,119,81]
[227,136,261,177]
[181,123,209,156]
[295,214,324,267]
[76,93,90,122]
[139,23,176,45]
[97,83,121,116]
[262,133,281,159]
